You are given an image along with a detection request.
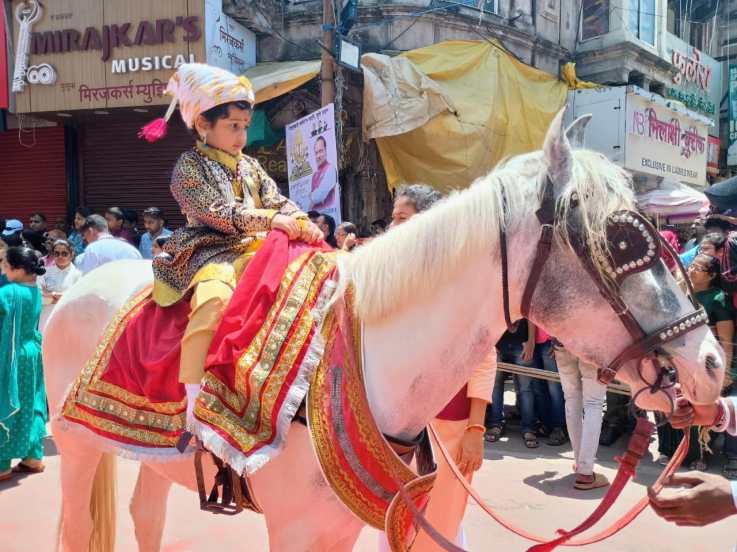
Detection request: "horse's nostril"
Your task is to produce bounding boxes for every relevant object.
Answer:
[705,355,719,371]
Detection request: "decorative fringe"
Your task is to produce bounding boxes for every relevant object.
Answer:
[55,386,192,463]
[190,281,335,475]
[59,420,192,462]
[138,118,168,143]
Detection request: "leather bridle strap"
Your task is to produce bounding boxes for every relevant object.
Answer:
[427,420,691,550]
[598,308,709,384]
[501,175,556,326]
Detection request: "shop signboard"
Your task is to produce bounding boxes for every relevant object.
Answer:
[204,0,255,75]
[665,33,721,136]
[624,91,708,186]
[285,104,342,223]
[10,0,205,113]
[729,65,737,166]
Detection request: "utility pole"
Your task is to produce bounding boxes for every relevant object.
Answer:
[321,0,336,106]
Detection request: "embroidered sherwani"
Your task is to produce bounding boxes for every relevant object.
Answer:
[153,143,304,384]
[153,143,304,307]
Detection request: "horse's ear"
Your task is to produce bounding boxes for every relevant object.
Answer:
[542,107,573,194]
[565,114,592,149]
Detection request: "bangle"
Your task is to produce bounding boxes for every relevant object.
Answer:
[465,424,486,434]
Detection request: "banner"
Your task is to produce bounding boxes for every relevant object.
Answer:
[285,103,341,223]
[729,65,737,166]
[624,91,707,186]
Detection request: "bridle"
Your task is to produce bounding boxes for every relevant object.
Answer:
[500,174,708,405]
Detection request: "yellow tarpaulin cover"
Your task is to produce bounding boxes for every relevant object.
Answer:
[244,60,322,104]
[367,40,569,192]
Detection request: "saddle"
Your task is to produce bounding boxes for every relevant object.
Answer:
[61,232,337,470]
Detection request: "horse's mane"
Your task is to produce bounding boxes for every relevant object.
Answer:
[336,149,635,322]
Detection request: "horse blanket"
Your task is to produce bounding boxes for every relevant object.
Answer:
[62,232,336,467]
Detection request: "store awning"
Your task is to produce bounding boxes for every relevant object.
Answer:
[244,60,321,104]
[637,180,709,217]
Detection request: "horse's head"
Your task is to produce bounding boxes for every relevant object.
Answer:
[521,109,723,413]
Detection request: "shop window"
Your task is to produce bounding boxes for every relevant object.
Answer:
[627,0,656,45]
[581,0,610,40]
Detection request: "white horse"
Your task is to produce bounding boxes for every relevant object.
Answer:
[44,112,724,551]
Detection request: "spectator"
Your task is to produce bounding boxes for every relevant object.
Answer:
[28,213,47,234]
[307,210,321,223]
[486,320,539,448]
[21,230,48,256]
[3,220,23,242]
[391,184,442,228]
[0,241,7,287]
[42,229,67,266]
[37,239,81,331]
[53,217,67,233]
[383,182,492,550]
[151,235,171,258]
[105,207,137,246]
[699,232,726,258]
[76,215,142,274]
[659,229,681,273]
[531,324,567,446]
[0,246,48,481]
[139,207,172,259]
[370,218,387,236]
[556,346,609,490]
[680,219,729,268]
[68,207,93,255]
[316,214,337,248]
[123,208,142,248]
[335,221,358,251]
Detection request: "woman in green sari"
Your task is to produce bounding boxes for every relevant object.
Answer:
[0,246,47,480]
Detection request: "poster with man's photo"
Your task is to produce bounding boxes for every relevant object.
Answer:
[285,103,341,223]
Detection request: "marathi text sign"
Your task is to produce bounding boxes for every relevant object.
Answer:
[665,33,721,135]
[285,104,341,224]
[624,93,707,186]
[204,0,255,75]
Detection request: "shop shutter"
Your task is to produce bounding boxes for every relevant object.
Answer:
[0,127,66,226]
[79,117,193,228]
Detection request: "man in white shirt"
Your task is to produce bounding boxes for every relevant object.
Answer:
[649,397,737,526]
[76,214,142,274]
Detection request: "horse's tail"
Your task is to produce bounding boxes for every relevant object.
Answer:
[88,453,117,552]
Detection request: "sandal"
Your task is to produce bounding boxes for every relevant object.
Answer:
[484,426,504,443]
[574,472,610,490]
[547,428,568,446]
[723,459,737,480]
[523,431,539,449]
[0,470,13,482]
[11,461,45,474]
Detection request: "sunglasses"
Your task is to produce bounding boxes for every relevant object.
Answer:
[689,264,711,273]
[53,250,70,258]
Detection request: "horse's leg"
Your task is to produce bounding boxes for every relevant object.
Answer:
[54,421,104,552]
[130,463,173,552]
[252,425,363,552]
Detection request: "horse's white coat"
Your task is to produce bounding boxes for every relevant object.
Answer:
[44,113,723,551]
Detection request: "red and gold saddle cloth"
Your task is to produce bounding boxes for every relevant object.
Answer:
[62,232,336,465]
[308,288,438,550]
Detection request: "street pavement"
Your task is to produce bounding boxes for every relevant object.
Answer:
[0,424,734,551]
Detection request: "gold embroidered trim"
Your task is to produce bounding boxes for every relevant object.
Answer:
[62,286,186,446]
[196,251,335,453]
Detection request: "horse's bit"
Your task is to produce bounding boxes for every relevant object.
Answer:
[500,174,709,409]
